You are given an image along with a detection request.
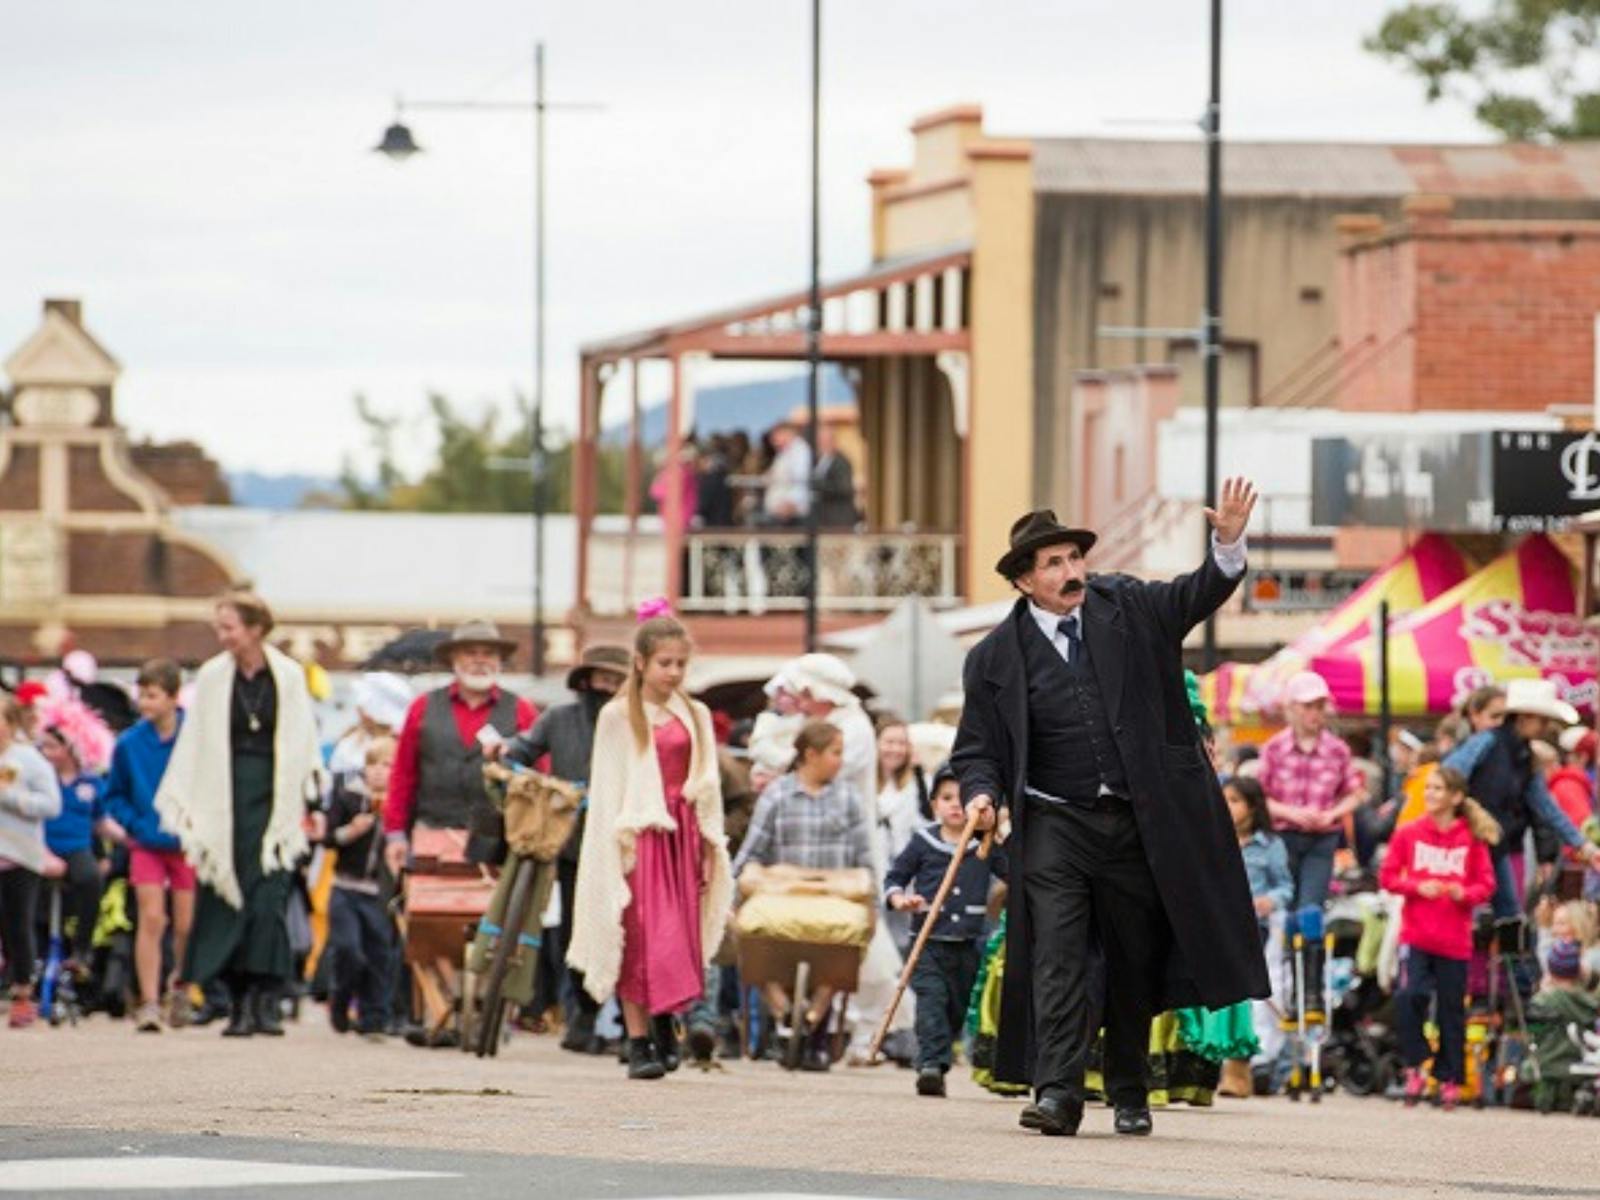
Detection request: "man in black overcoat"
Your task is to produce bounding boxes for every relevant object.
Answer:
[952,477,1269,1137]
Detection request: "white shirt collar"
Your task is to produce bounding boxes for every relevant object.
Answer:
[1028,599,1083,642]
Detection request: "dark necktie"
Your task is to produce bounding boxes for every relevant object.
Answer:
[1057,614,1082,663]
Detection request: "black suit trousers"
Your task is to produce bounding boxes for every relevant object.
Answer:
[1023,795,1171,1106]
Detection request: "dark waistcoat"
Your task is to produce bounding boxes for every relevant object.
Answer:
[1021,611,1129,802]
[1468,725,1531,848]
[414,688,519,831]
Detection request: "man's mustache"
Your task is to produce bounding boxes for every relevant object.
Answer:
[1060,580,1085,597]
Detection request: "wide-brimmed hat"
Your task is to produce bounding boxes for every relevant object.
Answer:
[995,510,1097,580]
[431,619,519,665]
[566,643,631,691]
[774,653,858,708]
[352,672,413,730]
[1503,677,1579,726]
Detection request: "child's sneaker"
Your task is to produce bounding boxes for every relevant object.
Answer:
[7,995,35,1029]
[1402,1067,1426,1107]
[165,988,192,1029]
[1439,1082,1460,1112]
[134,1002,163,1033]
[916,1066,947,1097]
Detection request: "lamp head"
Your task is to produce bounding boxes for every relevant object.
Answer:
[374,121,422,161]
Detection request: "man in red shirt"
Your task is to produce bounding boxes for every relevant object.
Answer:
[383,620,537,872]
[1257,671,1367,909]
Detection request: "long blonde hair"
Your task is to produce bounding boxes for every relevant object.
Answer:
[621,616,692,751]
[876,716,912,790]
[1434,766,1502,846]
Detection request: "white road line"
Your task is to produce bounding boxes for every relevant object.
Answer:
[0,1157,457,1191]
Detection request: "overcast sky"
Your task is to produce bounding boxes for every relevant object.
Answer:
[0,1,1486,479]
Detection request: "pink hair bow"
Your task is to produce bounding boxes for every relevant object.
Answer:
[635,596,674,623]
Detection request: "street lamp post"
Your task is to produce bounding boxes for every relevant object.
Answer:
[803,0,822,652]
[1201,0,1224,671]
[374,43,598,677]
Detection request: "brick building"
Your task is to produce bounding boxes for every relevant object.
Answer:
[0,299,238,663]
[0,298,572,673]
[1337,195,1600,412]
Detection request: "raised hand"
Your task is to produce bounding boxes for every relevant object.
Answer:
[1204,476,1258,545]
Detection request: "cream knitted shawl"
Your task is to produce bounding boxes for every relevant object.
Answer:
[566,690,733,1004]
[155,644,323,909]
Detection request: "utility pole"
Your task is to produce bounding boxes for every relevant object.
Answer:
[531,42,547,677]
[803,0,822,652]
[1201,0,1224,670]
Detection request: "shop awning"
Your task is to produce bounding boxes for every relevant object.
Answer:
[1308,533,1596,717]
[1201,533,1470,724]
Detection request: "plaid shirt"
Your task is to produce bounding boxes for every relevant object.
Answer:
[732,773,872,878]
[1258,727,1365,827]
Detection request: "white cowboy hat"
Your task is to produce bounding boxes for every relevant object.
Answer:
[1502,677,1579,727]
[352,672,413,730]
[773,653,858,709]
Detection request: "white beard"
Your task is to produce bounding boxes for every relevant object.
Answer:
[455,667,501,694]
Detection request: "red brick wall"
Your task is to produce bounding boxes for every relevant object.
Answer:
[68,445,141,511]
[1340,199,1600,411]
[0,445,41,510]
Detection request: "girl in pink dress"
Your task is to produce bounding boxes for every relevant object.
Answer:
[569,616,733,1081]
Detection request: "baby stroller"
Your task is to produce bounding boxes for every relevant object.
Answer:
[1280,906,1333,1102]
[1478,914,1540,1108]
[1568,1026,1600,1117]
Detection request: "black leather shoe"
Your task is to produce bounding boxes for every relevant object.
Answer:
[1020,1093,1083,1136]
[253,988,285,1037]
[686,1023,717,1065]
[560,1011,595,1053]
[1114,1106,1154,1136]
[916,1067,947,1097]
[627,1036,666,1080]
[652,1014,681,1072]
[221,993,255,1038]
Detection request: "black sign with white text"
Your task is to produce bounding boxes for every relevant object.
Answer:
[1491,429,1600,533]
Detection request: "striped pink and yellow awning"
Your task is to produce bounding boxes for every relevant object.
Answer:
[1308,534,1596,718]
[1202,533,1470,724]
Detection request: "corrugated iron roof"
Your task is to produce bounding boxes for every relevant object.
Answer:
[173,507,577,621]
[1033,138,1600,199]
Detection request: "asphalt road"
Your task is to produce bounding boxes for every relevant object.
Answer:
[3,1017,1597,1200]
[0,1126,1193,1200]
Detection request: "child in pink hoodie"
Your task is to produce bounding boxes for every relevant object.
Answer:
[1379,765,1498,1110]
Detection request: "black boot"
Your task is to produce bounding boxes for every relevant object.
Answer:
[627,1035,666,1080]
[652,1014,681,1072]
[560,1009,595,1054]
[221,990,255,1038]
[253,986,285,1037]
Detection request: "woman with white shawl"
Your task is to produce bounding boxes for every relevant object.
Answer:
[155,590,323,1038]
[567,615,734,1080]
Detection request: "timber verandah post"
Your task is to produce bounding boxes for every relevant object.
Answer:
[624,357,643,608]
[664,352,686,606]
[575,356,598,625]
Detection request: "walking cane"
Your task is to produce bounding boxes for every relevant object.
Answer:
[867,805,995,1063]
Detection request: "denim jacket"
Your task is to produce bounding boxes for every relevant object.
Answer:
[1240,830,1293,915]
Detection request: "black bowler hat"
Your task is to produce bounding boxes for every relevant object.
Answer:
[994,510,1097,580]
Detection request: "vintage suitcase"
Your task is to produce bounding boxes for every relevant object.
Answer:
[409,826,478,878]
[403,873,496,968]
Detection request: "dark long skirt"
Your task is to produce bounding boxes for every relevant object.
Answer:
[185,754,292,987]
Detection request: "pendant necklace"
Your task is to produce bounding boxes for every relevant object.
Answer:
[237,672,266,733]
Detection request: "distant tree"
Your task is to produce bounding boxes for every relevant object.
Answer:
[339,394,407,509]
[334,391,624,515]
[1367,2,1600,140]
